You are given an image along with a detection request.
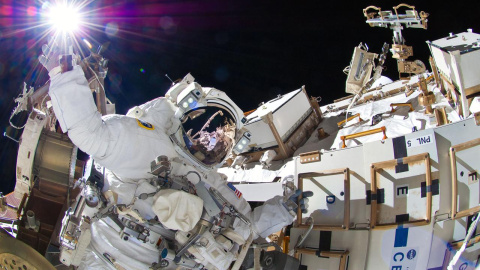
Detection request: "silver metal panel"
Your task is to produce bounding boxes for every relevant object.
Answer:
[434,118,480,216]
[301,173,347,226]
[431,31,480,50]
[245,89,311,149]
[458,49,480,89]
[365,224,434,270]
[296,146,370,227]
[34,131,75,186]
[290,229,369,270]
[195,182,221,217]
[246,89,302,121]
[454,146,479,213]
[428,219,480,269]
[430,46,454,81]
[431,31,480,89]
[363,128,440,224]
[273,92,311,139]
[244,118,276,149]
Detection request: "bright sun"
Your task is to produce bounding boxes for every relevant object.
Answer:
[47,4,82,34]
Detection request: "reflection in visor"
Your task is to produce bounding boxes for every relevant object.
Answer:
[182,107,236,166]
[181,109,206,123]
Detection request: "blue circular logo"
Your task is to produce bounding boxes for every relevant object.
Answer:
[407,249,416,260]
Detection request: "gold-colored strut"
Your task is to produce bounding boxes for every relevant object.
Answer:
[429,56,443,91]
[363,6,382,20]
[417,77,436,114]
[261,112,290,159]
[340,126,387,148]
[370,153,432,230]
[390,102,414,113]
[450,137,480,219]
[420,11,429,28]
[337,113,363,129]
[296,168,351,230]
[295,248,349,270]
[434,107,449,126]
[391,44,413,60]
[450,235,480,250]
[393,3,416,19]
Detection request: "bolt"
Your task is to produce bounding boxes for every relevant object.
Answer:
[264,256,273,266]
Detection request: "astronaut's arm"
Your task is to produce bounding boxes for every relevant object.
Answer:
[49,66,111,158]
[250,196,295,238]
[252,188,313,238]
[48,65,97,131]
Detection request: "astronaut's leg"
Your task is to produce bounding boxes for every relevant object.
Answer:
[80,219,160,270]
[77,247,111,270]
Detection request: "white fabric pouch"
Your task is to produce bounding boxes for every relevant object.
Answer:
[152,189,204,232]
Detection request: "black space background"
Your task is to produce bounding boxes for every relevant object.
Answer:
[1,0,479,193]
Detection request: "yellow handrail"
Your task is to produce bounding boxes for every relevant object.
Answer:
[363,6,382,20]
[393,3,416,20]
[390,103,414,113]
[296,248,349,270]
[340,126,387,148]
[337,113,363,128]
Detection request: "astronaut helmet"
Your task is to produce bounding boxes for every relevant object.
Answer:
[166,75,249,170]
[180,105,236,167]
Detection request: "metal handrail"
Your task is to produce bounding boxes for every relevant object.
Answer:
[340,126,387,148]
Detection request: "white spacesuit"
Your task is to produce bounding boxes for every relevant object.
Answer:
[42,44,297,269]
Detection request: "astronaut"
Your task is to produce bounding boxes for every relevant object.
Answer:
[39,39,311,269]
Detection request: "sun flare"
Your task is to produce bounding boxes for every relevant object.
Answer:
[47,4,82,34]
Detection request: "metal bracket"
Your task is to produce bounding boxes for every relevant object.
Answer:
[340,126,387,148]
[299,151,321,164]
[296,248,349,270]
[370,153,432,229]
[450,137,480,219]
[297,168,351,230]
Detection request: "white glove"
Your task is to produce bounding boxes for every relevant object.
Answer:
[38,36,76,76]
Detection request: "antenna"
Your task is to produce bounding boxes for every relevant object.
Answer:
[165,74,174,84]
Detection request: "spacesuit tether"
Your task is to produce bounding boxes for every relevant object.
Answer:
[39,38,310,269]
